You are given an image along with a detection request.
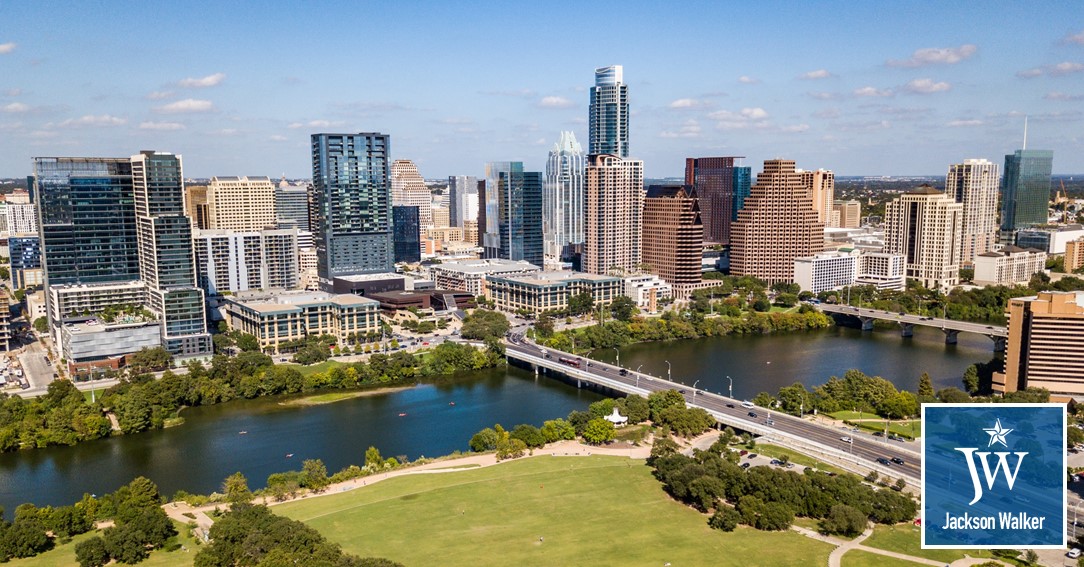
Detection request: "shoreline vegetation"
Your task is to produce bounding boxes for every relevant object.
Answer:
[278,386,414,407]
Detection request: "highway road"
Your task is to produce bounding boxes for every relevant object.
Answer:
[818,304,1007,338]
[504,340,921,482]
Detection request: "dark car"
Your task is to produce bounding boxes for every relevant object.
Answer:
[619,368,628,376]
[748,411,758,418]
[679,389,687,394]
[891,457,904,465]
[725,403,735,408]
[747,453,758,459]
[876,457,891,466]
[740,463,751,469]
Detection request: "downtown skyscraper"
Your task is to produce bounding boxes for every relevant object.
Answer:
[543,131,586,259]
[1000,148,1053,233]
[583,154,644,276]
[946,158,999,264]
[685,157,751,246]
[131,151,212,358]
[589,65,629,158]
[311,132,393,288]
[391,159,432,229]
[482,162,543,267]
[448,175,479,228]
[884,186,963,291]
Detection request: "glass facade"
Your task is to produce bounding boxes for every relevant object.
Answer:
[311,133,393,286]
[684,157,749,245]
[483,162,543,267]
[275,186,310,231]
[733,166,751,221]
[1000,150,1053,231]
[588,66,629,158]
[34,157,140,285]
[544,131,586,259]
[392,205,421,263]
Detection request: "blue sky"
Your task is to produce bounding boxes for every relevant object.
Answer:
[1,1,1082,178]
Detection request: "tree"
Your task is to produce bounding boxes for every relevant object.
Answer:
[461,309,510,341]
[510,424,546,448]
[75,537,109,567]
[936,387,971,403]
[534,313,555,338]
[609,295,638,322]
[33,316,48,334]
[234,333,260,352]
[567,291,595,316]
[126,346,172,373]
[709,507,740,531]
[917,372,934,397]
[469,428,499,452]
[582,418,615,444]
[496,437,528,460]
[222,472,253,505]
[773,293,798,308]
[300,459,330,492]
[619,394,650,423]
[103,524,149,564]
[752,296,771,312]
[540,419,576,443]
[365,446,384,469]
[962,364,979,394]
[819,504,867,537]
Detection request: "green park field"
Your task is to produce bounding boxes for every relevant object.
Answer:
[9,521,197,567]
[276,455,833,567]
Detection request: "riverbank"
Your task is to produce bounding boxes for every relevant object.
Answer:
[278,385,415,407]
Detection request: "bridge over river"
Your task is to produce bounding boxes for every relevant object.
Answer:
[817,304,1007,351]
[504,340,921,484]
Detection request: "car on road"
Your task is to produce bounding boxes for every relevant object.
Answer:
[740,462,751,469]
[747,453,758,459]
[739,450,748,456]
[840,436,852,443]
[770,459,782,466]
[725,403,735,408]
[679,389,687,394]
[748,411,758,418]
[1069,549,1081,559]
[741,401,755,409]
[876,457,891,466]
[891,457,904,465]
[619,368,628,376]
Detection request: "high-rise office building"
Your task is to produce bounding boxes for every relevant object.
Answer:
[184,185,210,230]
[5,202,37,235]
[34,157,140,286]
[684,157,750,245]
[9,236,42,289]
[642,185,703,294]
[482,162,544,267]
[193,228,299,294]
[207,176,277,231]
[448,175,479,228]
[1000,149,1053,233]
[391,159,432,228]
[730,159,824,284]
[583,154,644,276]
[799,168,835,225]
[311,132,394,289]
[392,205,421,263]
[544,131,586,258]
[946,158,999,264]
[883,185,963,291]
[275,185,310,231]
[830,200,861,229]
[588,65,629,158]
[130,151,211,358]
[993,291,1084,396]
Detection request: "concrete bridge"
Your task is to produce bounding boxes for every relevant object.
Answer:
[817,304,1007,351]
[504,341,920,484]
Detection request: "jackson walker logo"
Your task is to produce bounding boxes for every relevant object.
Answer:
[922,404,1065,549]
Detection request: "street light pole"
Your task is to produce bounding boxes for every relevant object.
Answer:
[612,347,620,368]
[665,360,671,382]
[692,379,700,396]
[727,375,733,399]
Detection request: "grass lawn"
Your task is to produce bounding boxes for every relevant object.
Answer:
[840,549,930,567]
[277,455,833,567]
[850,420,921,439]
[862,523,991,564]
[281,360,345,377]
[754,444,848,475]
[828,410,882,421]
[82,387,109,402]
[10,520,198,567]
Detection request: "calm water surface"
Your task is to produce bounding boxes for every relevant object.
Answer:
[0,324,996,512]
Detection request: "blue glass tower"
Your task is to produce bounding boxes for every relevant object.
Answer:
[732,166,751,221]
[392,205,421,263]
[589,65,629,158]
[1000,149,1053,231]
[483,162,543,267]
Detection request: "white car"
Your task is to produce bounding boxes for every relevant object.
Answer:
[1068,548,1081,559]
[840,436,853,443]
[741,401,755,409]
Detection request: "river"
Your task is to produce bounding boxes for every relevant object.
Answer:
[0,324,995,512]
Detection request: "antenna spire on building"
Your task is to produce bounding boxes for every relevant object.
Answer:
[1022,115,1028,150]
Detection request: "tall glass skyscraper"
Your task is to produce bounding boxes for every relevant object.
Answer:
[131,151,211,358]
[543,131,586,259]
[1000,149,1053,232]
[392,205,421,263]
[34,157,140,286]
[589,65,629,158]
[311,133,393,288]
[448,175,478,228]
[483,162,543,267]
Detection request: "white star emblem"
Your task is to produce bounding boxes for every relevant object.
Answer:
[983,418,1013,448]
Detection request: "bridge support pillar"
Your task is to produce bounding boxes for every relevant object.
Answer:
[576,379,582,389]
[990,336,1006,352]
[534,364,539,376]
[899,323,914,337]
[859,317,875,331]
[942,329,959,345]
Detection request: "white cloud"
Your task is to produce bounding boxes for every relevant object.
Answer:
[139,121,185,131]
[904,78,951,94]
[154,98,214,113]
[1064,29,1084,45]
[887,44,977,67]
[780,124,810,133]
[814,108,841,119]
[145,91,174,100]
[1050,61,1084,76]
[659,119,702,138]
[668,98,711,109]
[1016,67,1043,78]
[58,114,126,127]
[947,119,983,127]
[4,88,22,97]
[269,134,288,142]
[538,96,575,109]
[737,75,760,84]
[807,91,842,101]
[1045,91,1084,101]
[2,102,29,113]
[854,86,894,97]
[708,107,770,130]
[178,73,226,88]
[217,128,239,136]
[0,43,16,54]
[800,69,834,80]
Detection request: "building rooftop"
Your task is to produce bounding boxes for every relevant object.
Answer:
[495,271,621,286]
[229,289,379,314]
[432,259,540,275]
[333,273,406,283]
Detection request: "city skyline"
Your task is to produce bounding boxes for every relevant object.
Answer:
[1,2,1083,177]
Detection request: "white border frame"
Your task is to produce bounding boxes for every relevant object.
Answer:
[921,402,1067,550]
